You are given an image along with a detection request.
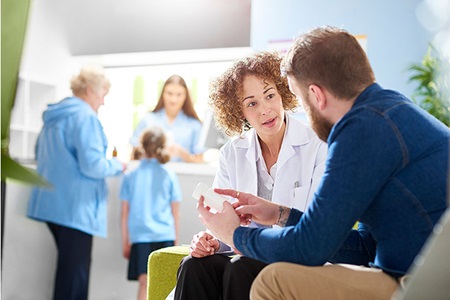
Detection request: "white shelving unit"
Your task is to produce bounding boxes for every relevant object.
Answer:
[9,77,56,161]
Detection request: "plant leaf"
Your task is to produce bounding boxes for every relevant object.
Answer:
[1,153,51,188]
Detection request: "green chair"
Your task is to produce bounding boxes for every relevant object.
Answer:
[147,246,190,300]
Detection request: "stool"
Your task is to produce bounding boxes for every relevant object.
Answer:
[147,246,190,300]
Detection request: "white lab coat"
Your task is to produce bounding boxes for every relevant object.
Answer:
[213,114,327,212]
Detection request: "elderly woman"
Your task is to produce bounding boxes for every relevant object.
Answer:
[174,51,327,300]
[27,66,124,300]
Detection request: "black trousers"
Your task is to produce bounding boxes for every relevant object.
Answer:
[47,222,93,300]
[174,254,268,300]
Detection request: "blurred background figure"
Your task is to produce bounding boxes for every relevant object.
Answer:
[121,126,182,300]
[27,66,125,300]
[130,75,205,162]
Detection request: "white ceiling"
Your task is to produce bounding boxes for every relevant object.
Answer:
[56,0,251,55]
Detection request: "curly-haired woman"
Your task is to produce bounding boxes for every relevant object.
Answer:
[174,51,328,300]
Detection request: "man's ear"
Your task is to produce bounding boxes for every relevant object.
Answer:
[309,84,327,110]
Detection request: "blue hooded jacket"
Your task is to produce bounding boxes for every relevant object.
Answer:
[28,97,123,237]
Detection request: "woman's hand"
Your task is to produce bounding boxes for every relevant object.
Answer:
[214,188,286,226]
[189,231,220,258]
[167,143,183,157]
[168,143,204,163]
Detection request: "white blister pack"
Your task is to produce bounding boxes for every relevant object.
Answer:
[192,182,230,212]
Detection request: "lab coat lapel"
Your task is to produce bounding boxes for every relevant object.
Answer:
[236,130,259,195]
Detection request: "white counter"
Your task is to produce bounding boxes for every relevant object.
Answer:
[166,161,218,176]
[161,162,218,243]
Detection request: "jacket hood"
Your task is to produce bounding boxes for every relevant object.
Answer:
[43,97,92,125]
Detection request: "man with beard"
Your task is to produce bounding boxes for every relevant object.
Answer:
[195,26,449,300]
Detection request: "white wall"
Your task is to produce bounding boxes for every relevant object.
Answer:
[2,181,56,300]
[19,0,80,98]
[61,0,251,55]
[250,0,443,98]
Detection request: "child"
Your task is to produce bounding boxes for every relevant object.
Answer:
[120,126,182,300]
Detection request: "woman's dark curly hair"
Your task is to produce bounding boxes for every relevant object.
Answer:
[209,51,298,136]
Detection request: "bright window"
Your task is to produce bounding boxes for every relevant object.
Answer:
[96,48,252,161]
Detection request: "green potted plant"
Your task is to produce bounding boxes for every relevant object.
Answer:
[408,45,450,127]
[2,0,49,186]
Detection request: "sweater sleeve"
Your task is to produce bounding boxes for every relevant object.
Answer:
[74,113,123,179]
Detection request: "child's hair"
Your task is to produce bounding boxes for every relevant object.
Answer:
[131,148,143,160]
[140,127,170,164]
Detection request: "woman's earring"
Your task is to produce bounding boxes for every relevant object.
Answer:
[243,119,251,131]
